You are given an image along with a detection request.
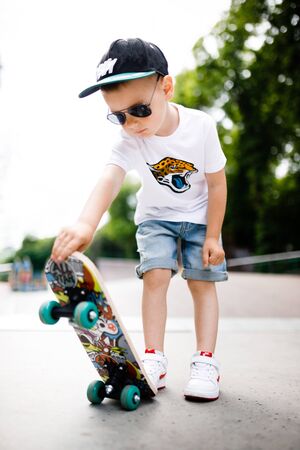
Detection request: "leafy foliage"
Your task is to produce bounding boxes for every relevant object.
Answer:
[6,1,300,269]
[174,0,300,254]
[13,236,54,271]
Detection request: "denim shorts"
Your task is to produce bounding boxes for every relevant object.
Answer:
[135,220,228,282]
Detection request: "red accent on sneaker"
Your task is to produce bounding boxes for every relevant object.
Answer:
[159,373,167,380]
[200,351,213,357]
[145,348,156,354]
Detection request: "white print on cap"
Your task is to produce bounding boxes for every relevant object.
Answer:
[96,58,118,80]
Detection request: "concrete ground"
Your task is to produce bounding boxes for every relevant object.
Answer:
[0,265,299,450]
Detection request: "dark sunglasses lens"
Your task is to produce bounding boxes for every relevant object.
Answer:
[129,104,152,118]
[107,112,126,125]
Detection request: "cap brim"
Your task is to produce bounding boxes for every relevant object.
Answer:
[78,71,156,98]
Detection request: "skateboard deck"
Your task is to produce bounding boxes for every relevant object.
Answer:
[40,251,156,410]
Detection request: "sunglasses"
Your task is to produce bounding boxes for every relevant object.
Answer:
[107,75,160,125]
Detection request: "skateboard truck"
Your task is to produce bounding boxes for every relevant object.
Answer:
[87,363,142,411]
[105,363,127,398]
[104,363,136,399]
[39,296,99,329]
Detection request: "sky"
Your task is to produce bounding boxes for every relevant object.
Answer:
[0,0,231,252]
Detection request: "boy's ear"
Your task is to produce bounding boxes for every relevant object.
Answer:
[161,75,174,100]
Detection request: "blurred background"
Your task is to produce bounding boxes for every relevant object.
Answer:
[1,4,299,446]
[1,0,299,287]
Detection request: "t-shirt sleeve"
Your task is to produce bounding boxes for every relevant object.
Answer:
[106,131,139,173]
[203,116,227,173]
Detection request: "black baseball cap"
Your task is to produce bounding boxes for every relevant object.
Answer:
[78,38,169,98]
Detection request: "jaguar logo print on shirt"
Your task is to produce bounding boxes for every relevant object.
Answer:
[147,157,198,193]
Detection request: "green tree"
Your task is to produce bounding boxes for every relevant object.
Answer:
[14,236,54,271]
[174,0,300,254]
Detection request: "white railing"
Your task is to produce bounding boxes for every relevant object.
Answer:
[227,250,300,267]
[1,251,299,273]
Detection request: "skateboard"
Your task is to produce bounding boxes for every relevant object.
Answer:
[39,251,157,411]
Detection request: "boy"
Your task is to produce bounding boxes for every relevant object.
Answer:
[51,38,228,401]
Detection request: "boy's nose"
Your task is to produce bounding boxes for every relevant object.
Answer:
[124,114,140,130]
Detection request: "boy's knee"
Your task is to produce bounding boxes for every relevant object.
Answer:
[187,279,215,293]
[143,268,172,290]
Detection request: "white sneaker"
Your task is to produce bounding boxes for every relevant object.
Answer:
[142,349,168,390]
[184,351,220,401]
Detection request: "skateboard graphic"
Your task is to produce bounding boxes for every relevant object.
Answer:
[39,252,157,411]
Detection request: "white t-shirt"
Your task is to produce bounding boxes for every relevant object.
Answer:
[107,104,226,225]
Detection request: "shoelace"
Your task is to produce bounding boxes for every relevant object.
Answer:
[191,362,217,381]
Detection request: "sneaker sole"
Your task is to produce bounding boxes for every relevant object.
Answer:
[184,394,219,402]
[157,376,167,390]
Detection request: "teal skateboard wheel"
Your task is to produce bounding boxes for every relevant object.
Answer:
[87,380,106,404]
[120,385,141,411]
[74,301,98,328]
[39,301,59,325]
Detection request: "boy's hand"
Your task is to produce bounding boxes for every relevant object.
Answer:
[51,222,94,262]
[202,237,225,268]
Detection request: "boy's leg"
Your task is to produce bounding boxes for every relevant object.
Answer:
[187,280,219,352]
[181,224,226,399]
[184,279,220,400]
[135,221,179,352]
[142,268,172,352]
[135,221,178,388]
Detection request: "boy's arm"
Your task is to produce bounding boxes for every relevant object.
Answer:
[51,164,126,262]
[203,168,227,267]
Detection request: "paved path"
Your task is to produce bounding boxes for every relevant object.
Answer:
[1,271,299,319]
[0,270,299,450]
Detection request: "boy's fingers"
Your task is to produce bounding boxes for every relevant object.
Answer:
[216,255,225,265]
[52,238,71,259]
[54,247,73,262]
[208,251,218,265]
[202,248,209,267]
[52,232,69,254]
[209,250,225,266]
[52,236,81,262]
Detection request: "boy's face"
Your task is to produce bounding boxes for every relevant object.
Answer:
[101,75,174,138]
